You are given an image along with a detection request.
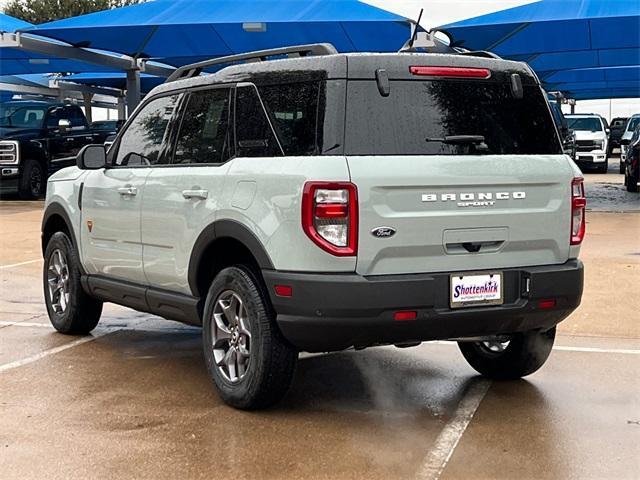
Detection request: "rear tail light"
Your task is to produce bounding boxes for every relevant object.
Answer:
[570,177,586,245]
[302,182,358,256]
[409,66,491,79]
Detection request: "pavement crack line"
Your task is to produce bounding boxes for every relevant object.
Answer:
[416,379,491,480]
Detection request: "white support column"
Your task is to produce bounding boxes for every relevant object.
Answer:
[82,92,94,123]
[126,69,141,116]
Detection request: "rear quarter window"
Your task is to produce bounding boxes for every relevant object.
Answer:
[258,81,322,156]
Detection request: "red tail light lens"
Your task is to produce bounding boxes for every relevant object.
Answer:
[302,182,358,256]
[394,311,417,321]
[538,299,557,310]
[274,285,293,297]
[570,177,586,245]
[409,66,491,79]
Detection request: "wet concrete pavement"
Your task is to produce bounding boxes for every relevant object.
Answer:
[1,159,639,479]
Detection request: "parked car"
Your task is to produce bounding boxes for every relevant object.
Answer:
[620,114,640,174]
[91,119,125,136]
[608,117,628,154]
[549,101,576,159]
[566,113,610,173]
[0,101,112,199]
[41,44,585,409]
[623,124,640,192]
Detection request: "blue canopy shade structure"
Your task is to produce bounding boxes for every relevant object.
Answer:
[543,66,640,100]
[65,72,164,93]
[1,13,118,75]
[441,0,640,99]
[26,0,411,67]
[0,12,31,32]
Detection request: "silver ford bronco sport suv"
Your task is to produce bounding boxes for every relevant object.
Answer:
[41,44,585,409]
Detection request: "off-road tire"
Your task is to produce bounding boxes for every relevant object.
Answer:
[18,159,45,200]
[43,231,103,334]
[202,266,297,410]
[458,327,556,380]
[626,173,639,192]
[597,161,608,174]
[620,161,625,175]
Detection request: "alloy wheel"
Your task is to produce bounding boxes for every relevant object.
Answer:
[211,290,252,383]
[47,249,70,314]
[30,166,43,197]
[478,338,511,355]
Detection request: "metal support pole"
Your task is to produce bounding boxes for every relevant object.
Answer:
[82,92,94,124]
[117,97,126,120]
[570,103,575,114]
[126,69,141,116]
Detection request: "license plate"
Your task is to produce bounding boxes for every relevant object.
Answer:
[450,272,503,308]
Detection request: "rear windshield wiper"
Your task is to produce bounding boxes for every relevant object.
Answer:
[425,135,486,144]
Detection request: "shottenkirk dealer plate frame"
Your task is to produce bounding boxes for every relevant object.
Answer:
[449,271,504,309]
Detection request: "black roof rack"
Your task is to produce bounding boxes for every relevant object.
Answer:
[165,43,338,83]
[457,50,502,59]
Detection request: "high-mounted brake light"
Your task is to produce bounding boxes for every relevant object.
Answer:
[302,182,358,256]
[409,66,491,79]
[570,177,586,245]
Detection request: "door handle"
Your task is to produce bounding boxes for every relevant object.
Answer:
[117,185,137,197]
[182,189,208,200]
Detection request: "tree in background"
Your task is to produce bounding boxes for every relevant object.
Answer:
[4,0,142,24]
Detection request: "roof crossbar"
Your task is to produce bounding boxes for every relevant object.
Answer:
[165,43,338,83]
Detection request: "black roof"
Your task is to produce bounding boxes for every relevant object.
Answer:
[152,52,537,97]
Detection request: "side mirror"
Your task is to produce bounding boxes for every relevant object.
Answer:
[77,144,106,170]
[58,119,71,132]
[605,128,611,135]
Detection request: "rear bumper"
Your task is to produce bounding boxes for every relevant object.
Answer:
[264,260,584,352]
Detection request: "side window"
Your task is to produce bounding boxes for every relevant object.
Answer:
[65,107,86,129]
[173,88,231,164]
[258,82,321,156]
[45,107,65,128]
[234,85,281,158]
[115,94,180,167]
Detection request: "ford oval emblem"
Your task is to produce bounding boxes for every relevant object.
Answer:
[371,226,396,238]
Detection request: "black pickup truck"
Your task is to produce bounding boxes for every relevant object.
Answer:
[0,100,111,199]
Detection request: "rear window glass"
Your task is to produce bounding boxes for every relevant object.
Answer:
[345,80,562,156]
[174,88,231,164]
[567,117,603,132]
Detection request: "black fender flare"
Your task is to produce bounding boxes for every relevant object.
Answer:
[41,202,76,255]
[187,219,274,296]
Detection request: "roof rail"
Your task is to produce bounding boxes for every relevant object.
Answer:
[457,50,502,60]
[165,43,338,83]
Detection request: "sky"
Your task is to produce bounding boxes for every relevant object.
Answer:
[1,0,638,118]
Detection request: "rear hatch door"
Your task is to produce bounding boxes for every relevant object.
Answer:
[343,60,575,276]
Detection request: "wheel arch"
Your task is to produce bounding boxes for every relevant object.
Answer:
[188,219,275,299]
[21,140,49,169]
[41,203,76,256]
